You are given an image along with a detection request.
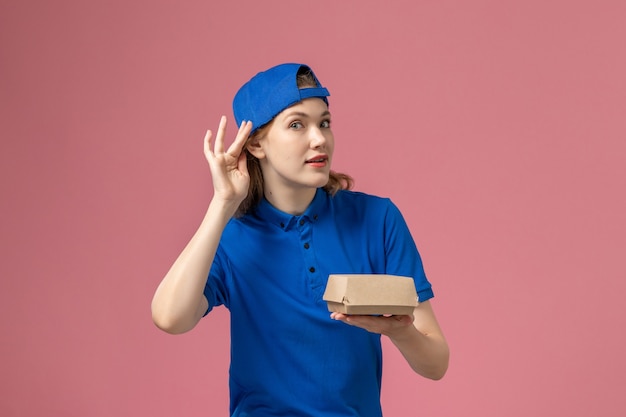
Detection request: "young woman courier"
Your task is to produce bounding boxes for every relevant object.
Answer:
[151,63,449,417]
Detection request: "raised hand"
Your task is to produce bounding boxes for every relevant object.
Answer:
[203,116,253,208]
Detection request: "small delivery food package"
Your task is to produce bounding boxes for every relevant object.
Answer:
[322,274,418,315]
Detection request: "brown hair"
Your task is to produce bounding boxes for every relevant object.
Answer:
[235,67,353,217]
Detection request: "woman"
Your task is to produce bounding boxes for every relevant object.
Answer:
[152,63,449,417]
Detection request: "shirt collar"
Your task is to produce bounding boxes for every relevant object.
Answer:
[254,188,327,231]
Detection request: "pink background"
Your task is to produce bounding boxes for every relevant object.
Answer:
[1,1,625,416]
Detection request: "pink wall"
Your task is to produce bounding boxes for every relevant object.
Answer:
[1,1,625,416]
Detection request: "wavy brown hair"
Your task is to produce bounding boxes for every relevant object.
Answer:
[235,67,353,217]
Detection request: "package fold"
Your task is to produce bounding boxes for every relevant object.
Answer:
[322,274,418,315]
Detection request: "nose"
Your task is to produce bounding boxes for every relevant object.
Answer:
[309,126,328,148]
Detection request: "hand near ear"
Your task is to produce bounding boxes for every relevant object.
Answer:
[204,116,253,208]
[152,117,253,334]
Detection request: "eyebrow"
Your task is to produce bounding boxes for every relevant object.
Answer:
[282,110,331,119]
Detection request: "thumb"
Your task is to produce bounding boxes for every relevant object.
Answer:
[237,150,249,175]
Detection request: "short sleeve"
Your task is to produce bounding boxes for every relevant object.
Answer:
[202,247,230,316]
[382,200,434,303]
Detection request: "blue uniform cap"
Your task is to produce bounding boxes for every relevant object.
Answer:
[233,63,330,134]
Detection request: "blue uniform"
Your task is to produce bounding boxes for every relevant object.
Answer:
[203,188,433,417]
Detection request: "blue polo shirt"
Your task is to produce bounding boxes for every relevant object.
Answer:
[204,188,433,417]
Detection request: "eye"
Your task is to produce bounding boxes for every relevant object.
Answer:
[320,120,331,128]
[289,121,303,129]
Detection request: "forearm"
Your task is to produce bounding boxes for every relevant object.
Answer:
[331,301,449,379]
[388,321,450,380]
[151,199,237,334]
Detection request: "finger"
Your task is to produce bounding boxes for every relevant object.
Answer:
[236,146,248,175]
[203,129,214,158]
[226,120,253,157]
[330,312,349,322]
[214,115,228,154]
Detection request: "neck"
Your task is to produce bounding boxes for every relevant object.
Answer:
[263,186,317,216]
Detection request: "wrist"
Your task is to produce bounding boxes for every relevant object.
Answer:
[208,196,241,218]
[384,317,418,341]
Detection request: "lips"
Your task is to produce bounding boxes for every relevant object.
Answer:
[305,155,328,164]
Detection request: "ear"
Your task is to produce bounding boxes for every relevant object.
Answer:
[246,135,266,160]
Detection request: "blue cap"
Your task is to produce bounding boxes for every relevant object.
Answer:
[233,63,330,134]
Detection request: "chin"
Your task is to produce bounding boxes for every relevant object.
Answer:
[311,174,330,188]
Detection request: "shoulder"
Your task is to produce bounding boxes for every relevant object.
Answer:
[332,190,411,234]
[332,189,392,206]
[331,189,399,214]
[219,213,268,244]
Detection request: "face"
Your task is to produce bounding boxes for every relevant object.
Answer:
[248,97,334,195]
